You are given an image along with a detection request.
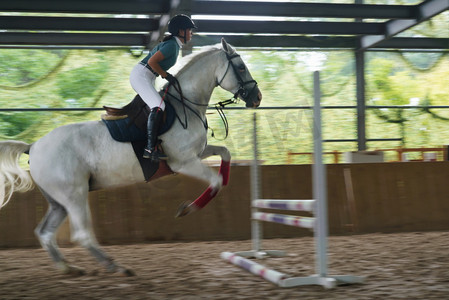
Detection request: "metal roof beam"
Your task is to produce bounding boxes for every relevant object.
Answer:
[0,16,159,32]
[0,32,447,50]
[195,20,384,35]
[193,35,357,48]
[192,1,415,19]
[0,32,150,46]
[194,35,449,50]
[0,0,169,14]
[359,0,449,51]
[377,37,449,49]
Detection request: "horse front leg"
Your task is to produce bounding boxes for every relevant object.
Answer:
[199,145,231,186]
[169,156,228,217]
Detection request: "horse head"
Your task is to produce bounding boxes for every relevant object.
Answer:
[217,38,262,108]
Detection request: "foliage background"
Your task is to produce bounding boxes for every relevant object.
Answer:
[1,47,447,165]
[0,3,448,165]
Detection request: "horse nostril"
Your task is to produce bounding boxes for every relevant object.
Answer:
[258,91,262,101]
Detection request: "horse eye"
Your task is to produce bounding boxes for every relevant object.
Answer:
[238,65,246,72]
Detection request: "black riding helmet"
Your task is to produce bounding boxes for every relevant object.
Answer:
[168,14,197,36]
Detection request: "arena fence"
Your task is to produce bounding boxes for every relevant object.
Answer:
[1,162,449,248]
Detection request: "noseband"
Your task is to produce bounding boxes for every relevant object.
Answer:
[217,53,258,102]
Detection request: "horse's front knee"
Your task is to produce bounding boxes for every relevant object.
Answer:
[217,146,231,162]
[219,147,231,162]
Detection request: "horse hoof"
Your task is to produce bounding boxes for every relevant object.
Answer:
[175,202,191,218]
[59,264,86,276]
[117,266,135,277]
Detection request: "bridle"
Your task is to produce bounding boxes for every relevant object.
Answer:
[164,51,259,139]
[216,53,258,104]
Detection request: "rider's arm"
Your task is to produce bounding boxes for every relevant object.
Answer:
[147,51,168,78]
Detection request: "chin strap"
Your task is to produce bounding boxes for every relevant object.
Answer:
[176,32,187,44]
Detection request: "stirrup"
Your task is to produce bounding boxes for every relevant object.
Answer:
[143,149,167,161]
[143,148,154,159]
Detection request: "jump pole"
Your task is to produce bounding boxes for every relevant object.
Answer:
[221,71,364,288]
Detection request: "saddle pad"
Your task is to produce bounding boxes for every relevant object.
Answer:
[159,101,176,135]
[102,117,146,142]
[101,101,176,143]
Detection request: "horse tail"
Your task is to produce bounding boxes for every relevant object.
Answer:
[0,141,34,209]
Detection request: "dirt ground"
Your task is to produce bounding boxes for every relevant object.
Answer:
[1,231,448,300]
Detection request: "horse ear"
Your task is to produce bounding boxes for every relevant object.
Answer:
[221,38,235,55]
[221,38,229,52]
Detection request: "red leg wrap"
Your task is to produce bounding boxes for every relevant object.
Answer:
[189,160,229,212]
[219,160,231,186]
[191,186,219,209]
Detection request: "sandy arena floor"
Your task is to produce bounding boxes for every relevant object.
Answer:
[1,231,448,299]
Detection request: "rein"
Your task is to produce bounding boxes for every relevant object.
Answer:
[165,78,238,140]
[213,96,239,140]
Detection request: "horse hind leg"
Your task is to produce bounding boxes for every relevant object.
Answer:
[37,186,134,276]
[65,197,135,276]
[35,187,85,275]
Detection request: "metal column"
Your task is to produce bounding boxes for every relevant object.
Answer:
[312,71,328,276]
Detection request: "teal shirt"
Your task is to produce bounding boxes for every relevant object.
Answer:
[141,38,180,71]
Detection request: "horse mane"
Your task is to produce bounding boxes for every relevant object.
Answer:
[174,44,222,77]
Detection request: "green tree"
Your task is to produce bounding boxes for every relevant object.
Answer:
[367,57,421,146]
[0,50,65,86]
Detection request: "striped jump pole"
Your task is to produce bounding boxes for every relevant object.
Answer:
[221,252,287,285]
[252,212,315,229]
[221,71,363,289]
[253,199,315,212]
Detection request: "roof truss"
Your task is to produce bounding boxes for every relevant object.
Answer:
[359,0,449,50]
[0,0,447,50]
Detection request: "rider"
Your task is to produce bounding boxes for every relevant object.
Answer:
[129,14,196,161]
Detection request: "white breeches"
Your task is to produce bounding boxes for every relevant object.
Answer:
[129,64,166,111]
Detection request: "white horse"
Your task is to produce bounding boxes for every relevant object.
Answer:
[0,39,262,276]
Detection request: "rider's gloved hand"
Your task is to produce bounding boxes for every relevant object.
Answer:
[164,73,177,85]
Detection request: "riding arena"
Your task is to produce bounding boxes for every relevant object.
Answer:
[1,1,449,299]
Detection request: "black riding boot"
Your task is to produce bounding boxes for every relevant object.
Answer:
[143,107,165,161]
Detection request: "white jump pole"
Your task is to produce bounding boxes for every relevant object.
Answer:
[312,70,328,277]
[251,112,262,253]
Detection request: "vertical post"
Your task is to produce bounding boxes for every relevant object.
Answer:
[355,0,366,151]
[313,71,328,277]
[356,50,366,151]
[251,112,262,252]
